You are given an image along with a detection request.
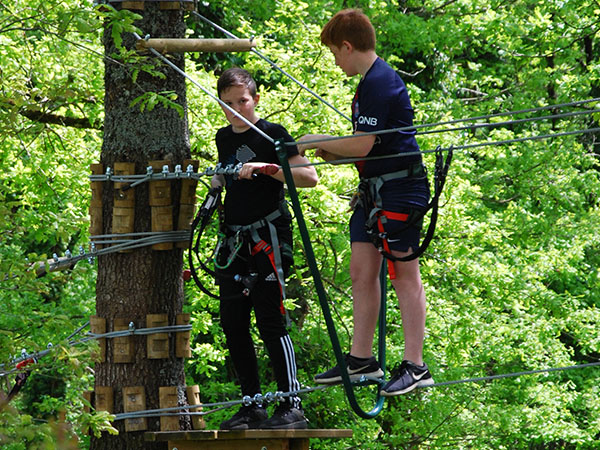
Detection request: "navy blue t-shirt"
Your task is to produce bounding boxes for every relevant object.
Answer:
[352,58,429,209]
[216,118,298,225]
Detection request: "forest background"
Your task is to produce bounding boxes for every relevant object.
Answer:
[1,0,600,448]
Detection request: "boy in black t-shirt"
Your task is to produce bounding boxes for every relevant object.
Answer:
[211,68,317,429]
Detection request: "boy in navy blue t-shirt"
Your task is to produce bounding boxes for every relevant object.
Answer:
[298,9,434,396]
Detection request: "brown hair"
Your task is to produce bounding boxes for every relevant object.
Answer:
[217,67,257,98]
[320,9,376,51]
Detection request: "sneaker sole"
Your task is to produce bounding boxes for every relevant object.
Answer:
[380,377,434,397]
[314,368,384,385]
[260,420,308,430]
[220,417,267,430]
[221,422,264,430]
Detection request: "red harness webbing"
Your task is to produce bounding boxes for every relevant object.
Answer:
[251,240,286,315]
[375,211,409,280]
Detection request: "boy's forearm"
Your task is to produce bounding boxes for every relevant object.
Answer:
[319,133,375,158]
[282,155,318,187]
[298,132,375,159]
[289,167,318,187]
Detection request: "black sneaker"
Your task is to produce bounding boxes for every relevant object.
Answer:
[314,353,384,384]
[219,405,268,430]
[380,360,434,396]
[259,404,308,429]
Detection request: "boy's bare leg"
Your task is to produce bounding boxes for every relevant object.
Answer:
[349,242,383,358]
[390,252,426,365]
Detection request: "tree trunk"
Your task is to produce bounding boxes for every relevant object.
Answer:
[91,4,190,449]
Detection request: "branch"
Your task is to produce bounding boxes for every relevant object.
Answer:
[18,108,101,129]
[2,99,101,129]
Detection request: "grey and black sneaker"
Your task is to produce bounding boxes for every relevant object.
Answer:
[219,405,268,430]
[380,360,434,396]
[259,404,308,429]
[314,353,384,384]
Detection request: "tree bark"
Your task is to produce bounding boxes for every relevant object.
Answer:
[91,4,190,449]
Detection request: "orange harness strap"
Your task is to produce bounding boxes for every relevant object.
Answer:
[375,211,409,280]
[251,240,286,315]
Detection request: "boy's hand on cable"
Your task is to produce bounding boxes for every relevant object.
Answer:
[315,148,336,161]
[296,134,320,156]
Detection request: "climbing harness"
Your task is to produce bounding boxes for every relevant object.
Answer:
[358,145,453,279]
[223,202,291,307]
[188,184,292,322]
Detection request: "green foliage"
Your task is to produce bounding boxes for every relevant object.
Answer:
[130,90,184,117]
[1,0,599,448]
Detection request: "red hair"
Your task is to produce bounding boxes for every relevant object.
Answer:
[320,9,376,51]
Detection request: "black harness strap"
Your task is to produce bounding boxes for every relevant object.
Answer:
[360,146,453,275]
[188,187,224,299]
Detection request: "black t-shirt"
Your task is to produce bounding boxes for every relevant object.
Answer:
[216,118,298,225]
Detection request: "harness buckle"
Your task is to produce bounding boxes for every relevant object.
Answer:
[251,240,272,256]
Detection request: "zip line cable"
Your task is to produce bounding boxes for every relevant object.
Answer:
[412,97,600,133]
[2,315,598,420]
[0,322,192,377]
[291,107,600,148]
[111,360,600,421]
[10,10,597,152]
[189,9,599,133]
[425,361,600,389]
[413,107,600,137]
[286,126,600,170]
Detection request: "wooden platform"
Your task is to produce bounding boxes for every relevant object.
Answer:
[144,429,353,450]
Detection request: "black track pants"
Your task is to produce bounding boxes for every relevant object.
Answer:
[218,243,301,408]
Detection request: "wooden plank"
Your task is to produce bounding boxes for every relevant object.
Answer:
[90,163,104,207]
[89,316,106,362]
[148,160,172,207]
[112,162,135,251]
[121,1,144,9]
[113,162,135,208]
[89,163,104,248]
[290,439,309,450]
[145,429,353,441]
[95,386,114,413]
[176,314,192,358]
[186,385,205,430]
[167,439,291,450]
[225,429,353,439]
[149,159,173,250]
[145,431,218,441]
[176,158,199,249]
[136,38,256,54]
